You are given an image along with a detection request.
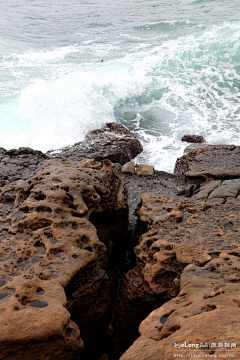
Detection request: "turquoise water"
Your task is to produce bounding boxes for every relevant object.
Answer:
[0,0,240,171]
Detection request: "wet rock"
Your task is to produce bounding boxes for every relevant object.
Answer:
[181,134,205,143]
[116,192,240,358]
[111,164,180,259]
[183,143,208,154]
[177,183,200,197]
[47,123,143,165]
[0,147,48,187]
[174,145,240,180]
[0,157,127,360]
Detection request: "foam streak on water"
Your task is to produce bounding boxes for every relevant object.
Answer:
[0,0,240,171]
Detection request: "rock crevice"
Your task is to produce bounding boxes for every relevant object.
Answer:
[0,157,128,360]
[119,187,240,359]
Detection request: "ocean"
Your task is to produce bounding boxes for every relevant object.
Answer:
[0,0,240,172]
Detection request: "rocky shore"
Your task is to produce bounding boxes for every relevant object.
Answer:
[0,123,239,359]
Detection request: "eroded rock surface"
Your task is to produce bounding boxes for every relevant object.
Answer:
[192,178,240,205]
[0,147,47,187]
[116,192,240,358]
[174,145,240,180]
[48,123,143,165]
[121,256,240,360]
[0,157,127,360]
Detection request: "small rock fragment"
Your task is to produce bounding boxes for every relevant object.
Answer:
[121,161,135,174]
[136,164,154,176]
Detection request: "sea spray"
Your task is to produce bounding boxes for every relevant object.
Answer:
[0,0,239,171]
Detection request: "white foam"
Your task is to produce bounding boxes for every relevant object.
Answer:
[0,22,240,171]
[11,45,79,64]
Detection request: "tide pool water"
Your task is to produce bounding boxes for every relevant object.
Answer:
[0,0,240,171]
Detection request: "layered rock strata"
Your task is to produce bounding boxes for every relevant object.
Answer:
[48,122,143,165]
[174,145,240,180]
[0,157,127,359]
[192,178,240,205]
[116,190,240,358]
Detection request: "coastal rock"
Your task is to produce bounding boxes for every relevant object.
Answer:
[48,122,143,165]
[183,143,208,154]
[0,147,47,187]
[121,161,135,174]
[121,256,240,360]
[136,164,154,176]
[116,192,240,358]
[0,157,127,359]
[181,134,205,143]
[192,178,240,205]
[174,145,240,180]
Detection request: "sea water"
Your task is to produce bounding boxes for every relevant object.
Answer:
[0,0,240,172]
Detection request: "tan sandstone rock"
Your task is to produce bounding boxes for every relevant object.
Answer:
[136,164,154,176]
[121,255,240,360]
[121,161,135,174]
[0,157,127,359]
[116,192,240,358]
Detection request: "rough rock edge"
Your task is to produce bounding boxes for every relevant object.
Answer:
[117,189,240,359]
[181,134,205,143]
[174,145,240,180]
[47,122,143,165]
[0,157,127,360]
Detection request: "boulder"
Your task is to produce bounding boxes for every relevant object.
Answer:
[47,123,143,165]
[0,157,127,359]
[181,134,205,143]
[174,145,240,180]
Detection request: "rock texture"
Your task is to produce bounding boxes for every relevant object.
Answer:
[181,134,205,143]
[121,162,135,174]
[174,145,240,180]
[48,123,143,165]
[192,178,240,205]
[121,256,240,360]
[136,164,154,176]
[0,157,127,360]
[117,192,240,359]
[0,147,47,187]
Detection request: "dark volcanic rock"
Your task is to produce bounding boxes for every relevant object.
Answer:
[181,134,205,143]
[0,147,48,186]
[47,122,143,165]
[174,145,240,180]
